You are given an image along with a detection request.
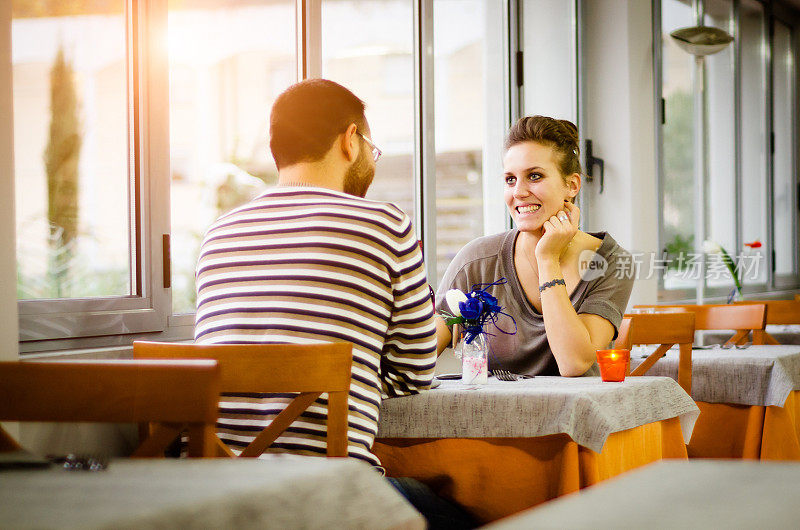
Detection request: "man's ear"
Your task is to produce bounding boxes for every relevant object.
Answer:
[340,123,359,162]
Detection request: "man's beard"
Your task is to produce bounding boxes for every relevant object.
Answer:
[343,148,374,198]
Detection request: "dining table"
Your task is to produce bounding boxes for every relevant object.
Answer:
[374,375,699,524]
[0,454,424,529]
[631,344,800,460]
[486,459,800,529]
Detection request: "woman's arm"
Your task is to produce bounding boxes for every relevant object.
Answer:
[535,202,614,376]
[435,315,453,356]
[538,258,615,375]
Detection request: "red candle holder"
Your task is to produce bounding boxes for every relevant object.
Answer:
[596,349,630,382]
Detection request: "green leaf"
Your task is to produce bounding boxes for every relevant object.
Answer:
[718,246,742,293]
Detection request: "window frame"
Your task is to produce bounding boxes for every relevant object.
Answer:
[15,0,171,350]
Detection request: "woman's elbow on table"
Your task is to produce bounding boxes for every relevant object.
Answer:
[557,356,597,377]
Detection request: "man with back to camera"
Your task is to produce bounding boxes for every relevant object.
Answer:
[194,79,475,529]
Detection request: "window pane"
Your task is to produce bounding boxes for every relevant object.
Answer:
[168,1,297,314]
[321,0,415,226]
[661,0,696,291]
[432,0,489,286]
[772,20,796,277]
[704,0,736,292]
[521,0,577,122]
[13,2,131,299]
[739,0,767,285]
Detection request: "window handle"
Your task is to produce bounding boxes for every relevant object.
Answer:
[585,139,605,194]
[162,234,171,289]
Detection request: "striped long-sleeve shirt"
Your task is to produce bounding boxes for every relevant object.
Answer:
[194,186,437,465]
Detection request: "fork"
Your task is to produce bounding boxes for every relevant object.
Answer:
[47,453,109,471]
[492,370,531,381]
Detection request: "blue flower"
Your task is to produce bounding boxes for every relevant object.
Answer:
[481,292,500,314]
[437,278,517,343]
[459,296,484,320]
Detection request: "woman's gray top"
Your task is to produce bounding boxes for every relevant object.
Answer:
[435,230,634,377]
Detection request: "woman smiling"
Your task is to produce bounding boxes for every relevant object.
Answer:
[434,116,634,377]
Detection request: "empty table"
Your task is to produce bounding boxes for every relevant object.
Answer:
[0,455,423,529]
[488,460,800,529]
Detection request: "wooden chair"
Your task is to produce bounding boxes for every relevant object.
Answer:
[0,360,221,457]
[734,300,800,345]
[133,341,353,458]
[633,304,767,346]
[614,312,695,394]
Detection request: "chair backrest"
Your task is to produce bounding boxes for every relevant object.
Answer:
[731,300,800,345]
[735,300,800,325]
[0,360,221,457]
[132,341,353,458]
[633,304,767,346]
[615,312,695,394]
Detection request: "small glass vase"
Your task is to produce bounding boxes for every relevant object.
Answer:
[457,332,488,385]
[727,288,744,304]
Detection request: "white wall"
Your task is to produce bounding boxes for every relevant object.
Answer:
[581,0,659,307]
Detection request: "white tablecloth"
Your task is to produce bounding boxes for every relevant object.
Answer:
[632,344,800,406]
[0,456,423,529]
[377,376,699,453]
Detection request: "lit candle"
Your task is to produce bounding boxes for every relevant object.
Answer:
[596,349,630,382]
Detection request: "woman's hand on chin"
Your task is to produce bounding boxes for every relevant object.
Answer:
[534,201,580,262]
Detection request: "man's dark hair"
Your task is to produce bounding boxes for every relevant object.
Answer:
[269,79,367,169]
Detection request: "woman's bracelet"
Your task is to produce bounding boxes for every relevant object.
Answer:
[539,278,566,293]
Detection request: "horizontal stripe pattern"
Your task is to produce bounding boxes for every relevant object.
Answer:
[195,187,436,466]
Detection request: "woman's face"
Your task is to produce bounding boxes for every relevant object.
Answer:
[503,141,579,235]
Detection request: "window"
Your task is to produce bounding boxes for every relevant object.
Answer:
[738,0,768,287]
[520,0,577,122]
[13,1,168,346]
[703,0,735,293]
[772,18,797,285]
[13,3,130,301]
[660,0,698,296]
[656,0,800,301]
[432,0,507,285]
[168,0,297,315]
[320,0,416,228]
[10,1,580,350]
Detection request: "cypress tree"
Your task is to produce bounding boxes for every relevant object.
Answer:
[44,46,81,297]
